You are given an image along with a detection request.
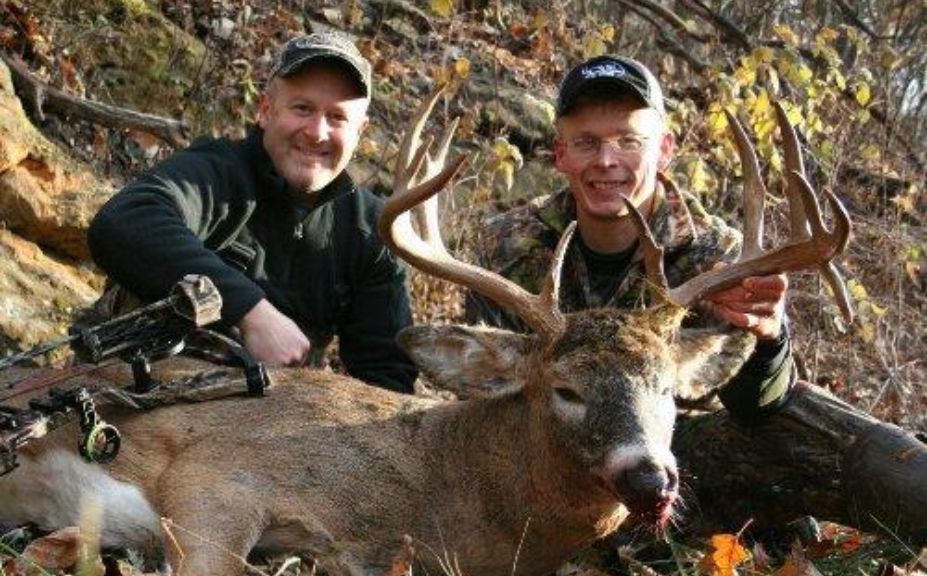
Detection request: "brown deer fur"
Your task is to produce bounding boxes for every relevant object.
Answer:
[0,306,748,576]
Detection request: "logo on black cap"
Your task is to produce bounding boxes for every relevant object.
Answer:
[556,56,665,118]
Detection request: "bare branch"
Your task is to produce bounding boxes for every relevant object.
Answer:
[614,0,708,73]
[833,0,890,40]
[614,0,710,44]
[677,0,752,50]
[2,54,188,147]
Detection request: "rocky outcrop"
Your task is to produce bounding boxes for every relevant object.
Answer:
[0,60,106,353]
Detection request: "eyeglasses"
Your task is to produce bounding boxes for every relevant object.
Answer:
[564,134,651,159]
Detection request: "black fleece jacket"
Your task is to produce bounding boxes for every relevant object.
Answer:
[88,127,418,392]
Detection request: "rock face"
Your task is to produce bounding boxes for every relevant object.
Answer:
[0,60,107,354]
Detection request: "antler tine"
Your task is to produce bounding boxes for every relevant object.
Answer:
[622,197,671,298]
[395,84,447,189]
[380,88,568,343]
[776,103,855,322]
[787,171,855,322]
[662,102,853,320]
[724,109,766,260]
[416,116,460,246]
[538,221,576,318]
[774,102,811,241]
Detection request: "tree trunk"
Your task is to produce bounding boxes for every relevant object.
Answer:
[671,382,927,543]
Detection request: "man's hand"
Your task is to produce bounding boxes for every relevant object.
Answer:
[704,272,788,340]
[237,299,312,366]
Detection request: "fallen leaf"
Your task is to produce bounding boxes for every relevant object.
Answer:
[775,541,824,576]
[707,533,750,576]
[807,523,863,558]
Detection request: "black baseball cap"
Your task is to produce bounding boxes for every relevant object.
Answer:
[269,31,372,98]
[556,55,665,117]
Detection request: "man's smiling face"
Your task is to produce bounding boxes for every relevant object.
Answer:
[259,61,369,194]
[554,95,673,222]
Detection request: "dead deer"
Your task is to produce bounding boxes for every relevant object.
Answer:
[0,90,850,576]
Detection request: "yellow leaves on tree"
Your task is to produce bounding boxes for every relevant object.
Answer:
[846,278,887,341]
[706,102,730,141]
[490,137,524,192]
[815,26,840,45]
[453,57,471,79]
[854,82,872,106]
[523,93,556,126]
[430,58,471,92]
[581,25,615,59]
[773,24,800,47]
[429,0,455,18]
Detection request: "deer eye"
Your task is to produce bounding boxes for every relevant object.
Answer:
[553,387,585,404]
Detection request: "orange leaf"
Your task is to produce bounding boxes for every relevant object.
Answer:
[807,522,863,558]
[709,533,750,576]
[838,529,862,553]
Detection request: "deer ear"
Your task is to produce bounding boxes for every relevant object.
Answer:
[398,325,533,399]
[672,328,757,399]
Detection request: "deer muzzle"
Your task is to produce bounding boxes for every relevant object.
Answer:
[597,446,679,527]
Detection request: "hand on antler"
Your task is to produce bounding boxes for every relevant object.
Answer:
[704,272,788,340]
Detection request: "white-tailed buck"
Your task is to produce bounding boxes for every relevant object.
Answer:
[0,89,850,576]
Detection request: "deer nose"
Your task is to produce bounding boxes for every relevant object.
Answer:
[614,458,679,514]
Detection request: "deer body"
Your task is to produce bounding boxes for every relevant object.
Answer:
[1,311,685,576]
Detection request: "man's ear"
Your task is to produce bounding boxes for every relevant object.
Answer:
[398,325,533,399]
[657,129,675,171]
[258,91,272,129]
[552,136,567,172]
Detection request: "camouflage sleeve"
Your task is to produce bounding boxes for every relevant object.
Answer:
[463,241,531,333]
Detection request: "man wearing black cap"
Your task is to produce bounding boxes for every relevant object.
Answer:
[466,55,794,422]
[88,31,418,392]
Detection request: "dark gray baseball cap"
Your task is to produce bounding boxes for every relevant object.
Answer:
[269,31,372,98]
[556,55,665,117]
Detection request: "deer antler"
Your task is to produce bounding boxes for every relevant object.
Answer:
[379,86,574,343]
[625,102,853,323]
